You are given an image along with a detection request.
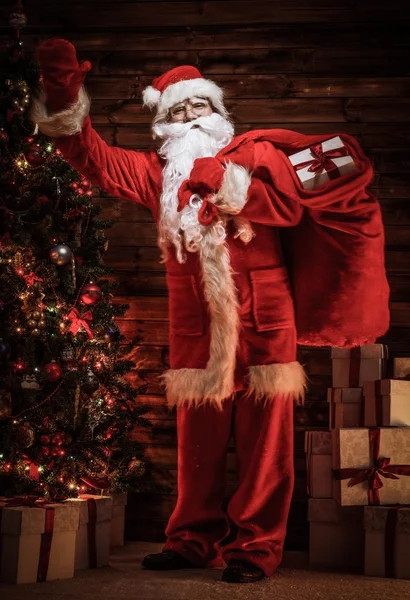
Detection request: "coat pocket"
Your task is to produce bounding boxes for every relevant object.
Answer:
[167,273,205,336]
[250,266,295,332]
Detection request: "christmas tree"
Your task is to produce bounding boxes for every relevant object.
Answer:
[0,4,156,500]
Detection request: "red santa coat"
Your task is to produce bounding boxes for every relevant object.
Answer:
[41,108,389,409]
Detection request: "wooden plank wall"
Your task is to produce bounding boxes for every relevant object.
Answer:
[2,0,409,549]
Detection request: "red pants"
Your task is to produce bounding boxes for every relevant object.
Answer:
[162,391,294,577]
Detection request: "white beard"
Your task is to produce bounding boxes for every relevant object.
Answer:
[153,112,234,264]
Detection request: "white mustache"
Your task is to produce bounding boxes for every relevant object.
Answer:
[153,113,234,141]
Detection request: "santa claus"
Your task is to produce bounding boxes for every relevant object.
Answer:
[32,39,389,584]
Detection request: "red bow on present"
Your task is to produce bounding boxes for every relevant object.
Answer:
[334,429,410,505]
[67,307,93,339]
[2,495,43,507]
[24,272,43,287]
[177,181,219,226]
[295,142,349,174]
[80,475,110,490]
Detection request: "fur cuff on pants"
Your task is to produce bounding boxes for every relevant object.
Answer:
[162,361,307,410]
[30,86,90,137]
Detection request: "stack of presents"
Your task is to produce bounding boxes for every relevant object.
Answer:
[306,344,410,579]
[0,492,127,583]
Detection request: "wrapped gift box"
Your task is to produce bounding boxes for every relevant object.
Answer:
[64,495,112,570]
[0,501,79,584]
[363,379,410,427]
[288,136,356,191]
[331,344,388,388]
[364,506,410,579]
[327,388,363,429]
[308,498,364,570]
[109,492,127,547]
[305,431,332,498]
[332,427,410,506]
[390,357,410,380]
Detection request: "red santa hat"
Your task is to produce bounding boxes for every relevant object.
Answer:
[142,65,228,117]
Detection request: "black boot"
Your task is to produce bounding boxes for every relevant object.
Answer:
[141,550,195,570]
[221,559,266,583]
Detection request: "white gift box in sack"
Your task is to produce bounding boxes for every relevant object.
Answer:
[288,136,356,190]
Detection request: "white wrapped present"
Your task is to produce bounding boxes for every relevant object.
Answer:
[288,136,356,190]
[0,499,79,584]
[109,492,127,547]
[64,494,112,570]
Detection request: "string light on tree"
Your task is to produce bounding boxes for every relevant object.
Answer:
[0,10,153,500]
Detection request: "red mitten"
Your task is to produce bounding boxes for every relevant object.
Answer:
[188,157,225,192]
[36,38,92,113]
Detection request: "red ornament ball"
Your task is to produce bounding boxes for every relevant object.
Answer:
[80,283,103,306]
[39,434,51,445]
[52,432,64,446]
[40,446,51,456]
[44,361,63,382]
[25,143,46,166]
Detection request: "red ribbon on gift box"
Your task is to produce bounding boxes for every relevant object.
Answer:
[86,497,98,568]
[372,380,384,426]
[334,429,410,505]
[67,307,93,339]
[328,388,365,429]
[294,142,349,180]
[348,347,362,387]
[0,496,60,582]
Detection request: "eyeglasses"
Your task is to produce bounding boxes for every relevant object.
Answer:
[169,98,211,121]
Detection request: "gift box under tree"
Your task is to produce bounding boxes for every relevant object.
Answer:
[389,357,410,380]
[332,427,410,506]
[363,379,410,427]
[0,499,79,584]
[64,494,112,570]
[308,498,364,570]
[305,431,332,499]
[364,506,410,579]
[109,492,127,547]
[331,344,388,388]
[327,387,364,429]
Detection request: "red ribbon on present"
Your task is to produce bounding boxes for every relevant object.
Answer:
[294,141,349,180]
[86,498,98,569]
[67,307,93,339]
[334,429,410,505]
[0,496,60,582]
[329,389,336,429]
[373,380,384,426]
[347,346,362,387]
[81,475,110,490]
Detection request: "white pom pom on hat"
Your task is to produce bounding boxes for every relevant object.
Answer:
[142,86,161,109]
[141,65,227,117]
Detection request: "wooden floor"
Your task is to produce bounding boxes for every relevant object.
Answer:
[1,542,410,600]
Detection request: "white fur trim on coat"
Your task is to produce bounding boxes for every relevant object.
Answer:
[143,77,229,120]
[161,240,240,411]
[246,361,308,406]
[30,86,90,137]
[215,162,252,215]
